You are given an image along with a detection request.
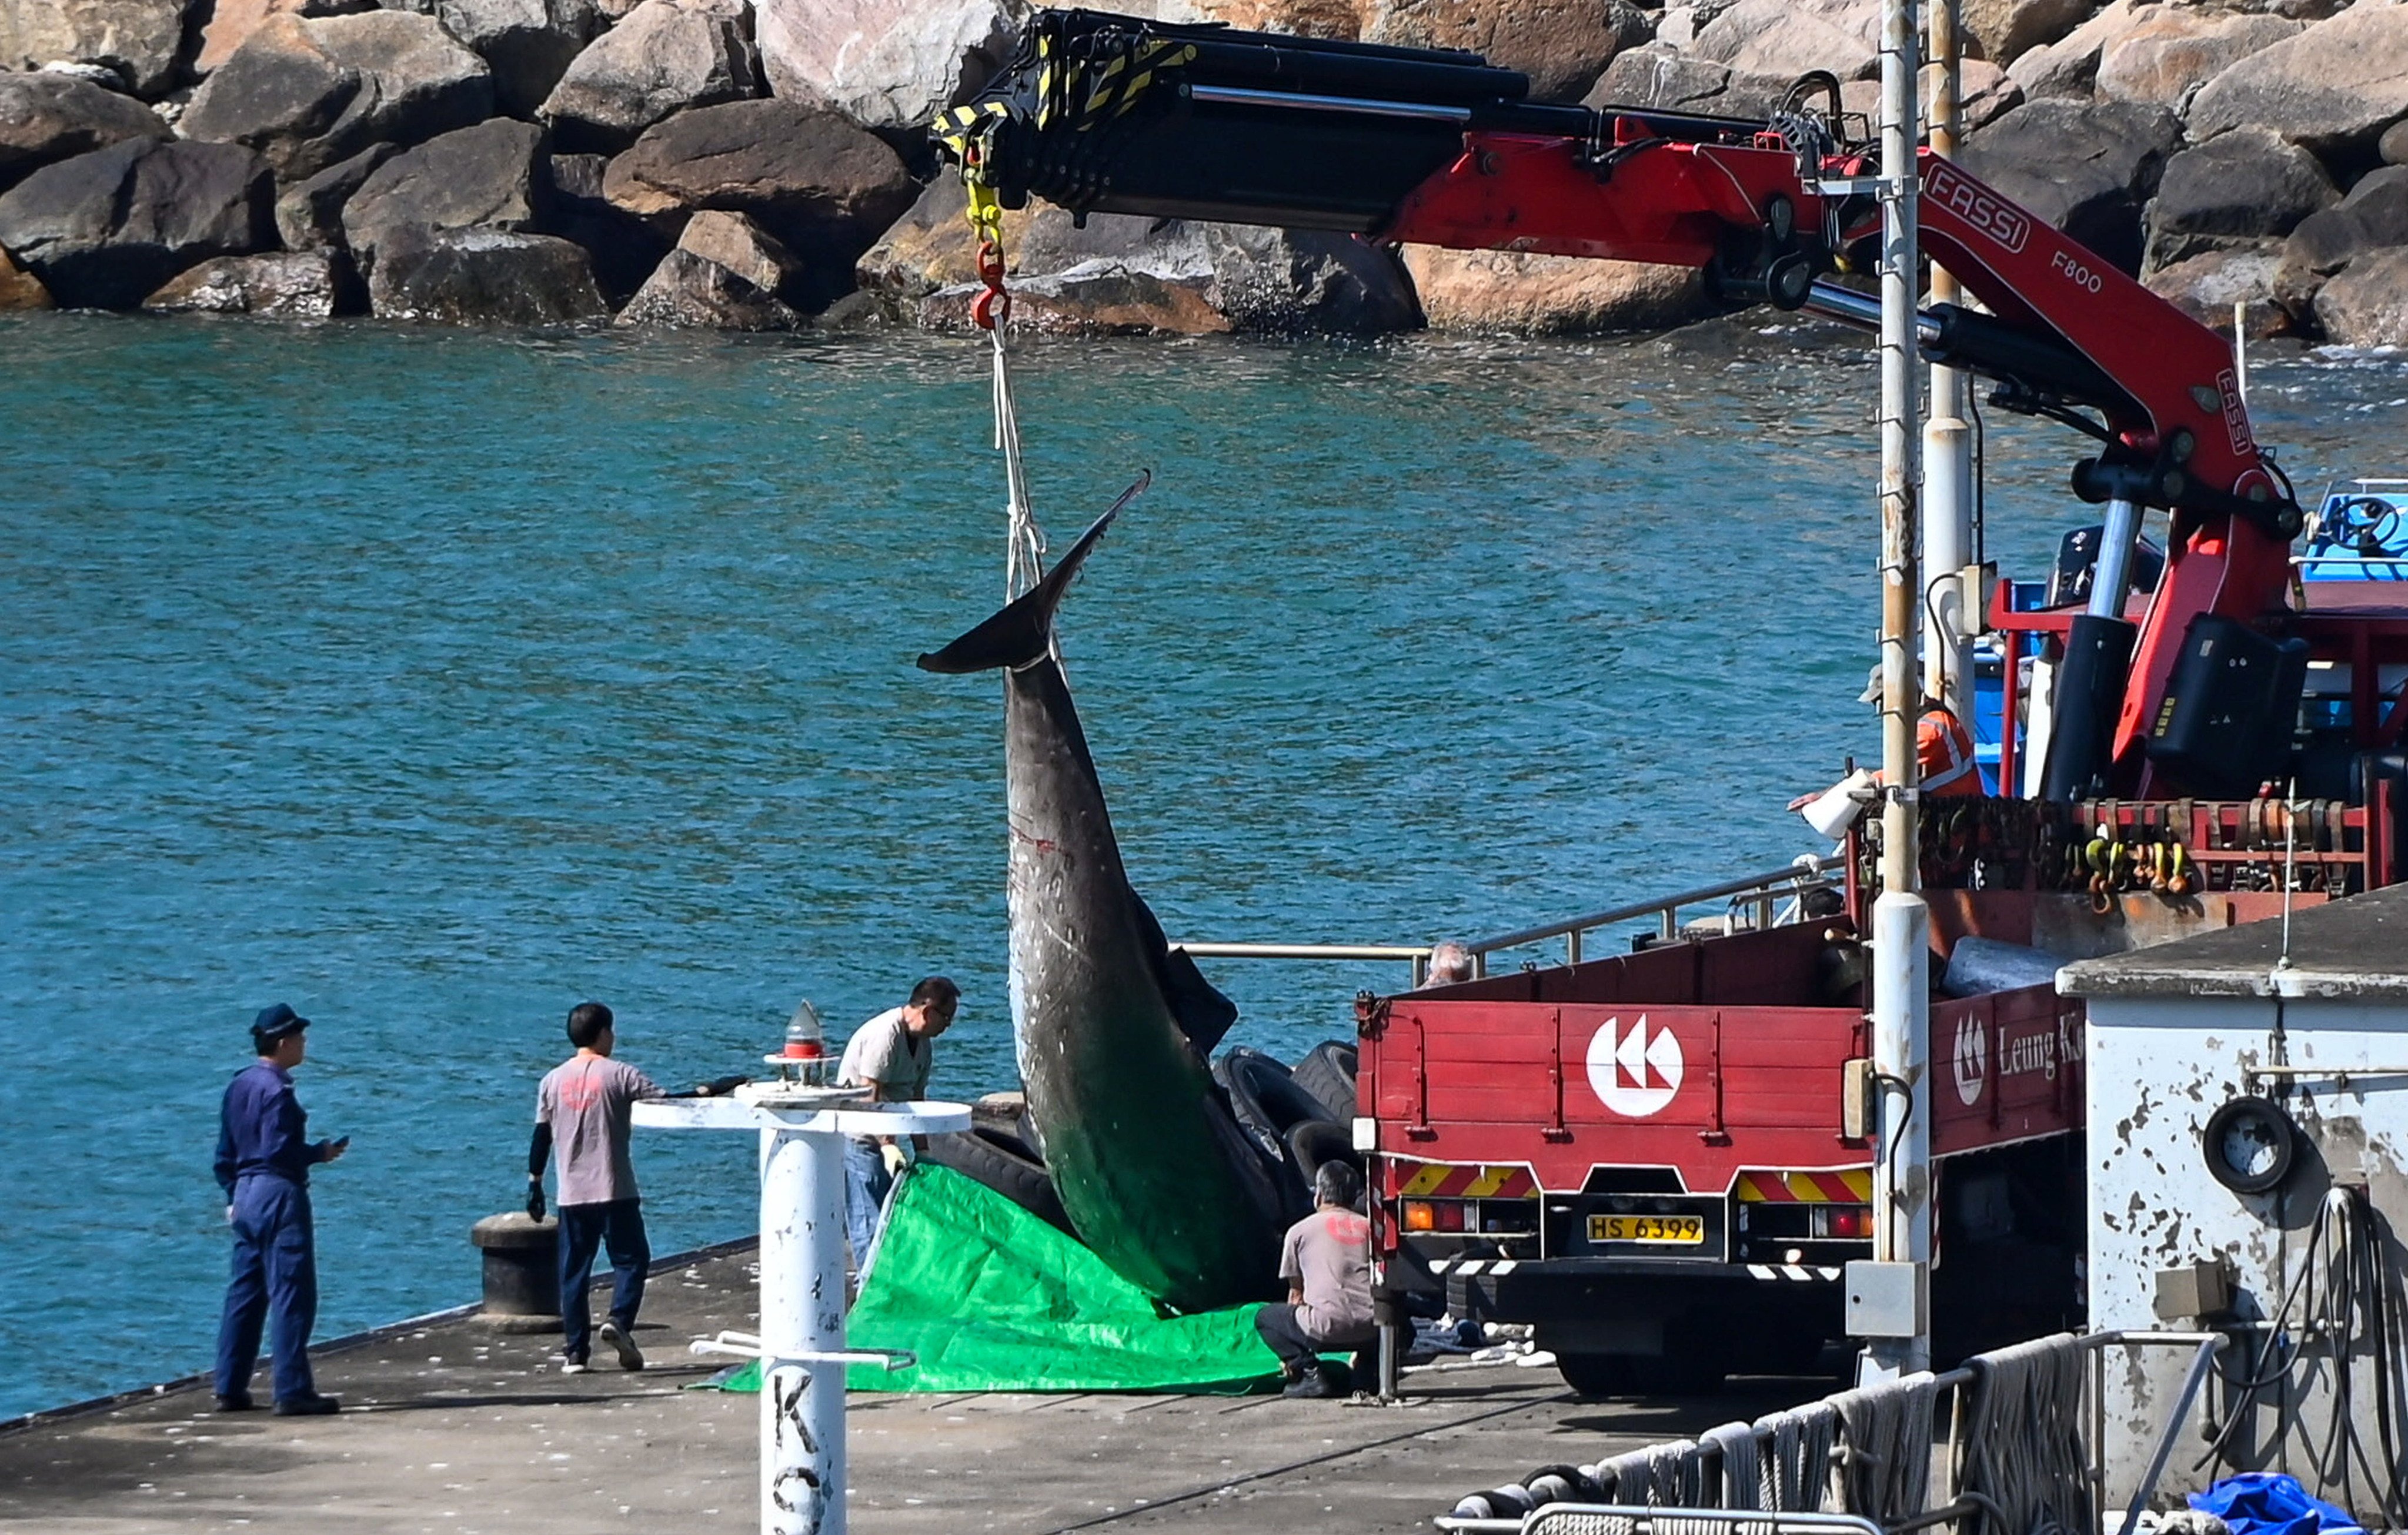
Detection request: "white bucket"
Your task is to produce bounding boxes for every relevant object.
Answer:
[1801,768,1878,840]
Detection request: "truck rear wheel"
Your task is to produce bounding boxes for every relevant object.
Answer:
[1553,1350,1725,1399]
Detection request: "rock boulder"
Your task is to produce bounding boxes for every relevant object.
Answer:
[366,225,606,322]
[614,219,803,329]
[1362,0,1653,103]
[675,207,796,294]
[436,0,600,117]
[540,0,756,152]
[2143,245,2286,339]
[921,263,1233,336]
[0,69,169,191]
[866,176,1419,334]
[1402,245,1712,333]
[2189,5,2408,159]
[541,149,667,297]
[141,249,348,314]
[2313,248,2408,348]
[2271,168,2408,317]
[341,117,545,274]
[1185,0,1369,39]
[273,140,393,251]
[1958,0,2089,66]
[1959,98,2182,275]
[600,98,913,301]
[178,14,361,174]
[1584,42,1788,117]
[0,239,49,307]
[2147,125,2336,269]
[2384,118,2408,169]
[2008,0,2142,101]
[0,0,191,96]
[1838,59,2022,133]
[196,0,375,76]
[0,137,273,307]
[756,0,1012,136]
[1690,0,1881,83]
[182,9,495,178]
[2096,11,2302,112]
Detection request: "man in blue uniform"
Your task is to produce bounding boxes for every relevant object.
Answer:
[213,1004,348,1416]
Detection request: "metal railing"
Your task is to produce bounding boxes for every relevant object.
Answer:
[1176,855,1839,986]
[1464,854,1838,970]
[1433,1330,2226,1535]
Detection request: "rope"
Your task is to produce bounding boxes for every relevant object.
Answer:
[1755,1400,1841,1511]
[1961,1333,2090,1535]
[1701,1422,1764,1511]
[960,174,1045,603]
[1832,1372,1937,1527]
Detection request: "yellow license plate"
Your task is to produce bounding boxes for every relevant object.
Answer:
[1589,1215,1705,1245]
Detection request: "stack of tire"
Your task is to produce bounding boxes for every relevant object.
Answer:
[1211,1042,1360,1222]
[919,1041,1361,1235]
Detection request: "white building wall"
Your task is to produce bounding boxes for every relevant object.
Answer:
[2088,992,2408,1516]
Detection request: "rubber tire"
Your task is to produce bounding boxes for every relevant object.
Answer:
[1285,1119,1360,1188]
[1290,1041,1358,1122]
[1211,1048,1322,1219]
[1554,1350,1726,1399]
[1555,1351,1643,1400]
[921,1126,1073,1233]
[1216,1047,1338,1141]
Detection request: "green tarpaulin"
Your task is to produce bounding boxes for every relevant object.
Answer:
[706,1165,1286,1394]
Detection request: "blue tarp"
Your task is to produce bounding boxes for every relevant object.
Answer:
[2190,1473,2366,1535]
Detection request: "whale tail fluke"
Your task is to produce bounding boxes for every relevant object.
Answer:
[917,471,1150,675]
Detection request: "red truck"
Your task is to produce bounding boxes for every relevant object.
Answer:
[1358,912,2083,1393]
[1357,794,2400,1394]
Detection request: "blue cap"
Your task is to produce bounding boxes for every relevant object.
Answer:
[252,1002,311,1040]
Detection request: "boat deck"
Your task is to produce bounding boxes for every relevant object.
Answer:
[0,1245,1798,1535]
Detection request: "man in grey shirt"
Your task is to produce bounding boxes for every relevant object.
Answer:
[529,1002,664,1374]
[1254,1162,1376,1397]
[835,975,958,1266]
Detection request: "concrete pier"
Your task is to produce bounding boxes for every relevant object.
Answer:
[0,1243,1800,1535]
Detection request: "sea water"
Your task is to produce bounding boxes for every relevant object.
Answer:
[2,312,2402,1420]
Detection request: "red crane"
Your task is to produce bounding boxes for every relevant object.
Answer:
[934,11,2319,802]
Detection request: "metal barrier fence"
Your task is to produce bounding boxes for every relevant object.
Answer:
[1435,1331,2226,1535]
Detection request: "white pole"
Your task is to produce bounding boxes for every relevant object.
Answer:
[1868,0,1934,1382]
[634,1094,967,1535]
[757,1125,851,1535]
[1923,0,1974,724]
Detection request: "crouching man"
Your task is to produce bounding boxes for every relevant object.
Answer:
[1254,1162,1375,1399]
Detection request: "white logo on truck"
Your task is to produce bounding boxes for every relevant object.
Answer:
[1953,1015,1989,1106]
[1586,1014,1684,1118]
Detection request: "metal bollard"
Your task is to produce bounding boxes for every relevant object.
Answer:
[470,1212,560,1332]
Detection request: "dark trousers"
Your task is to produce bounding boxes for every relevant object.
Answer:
[842,1138,893,1268]
[216,1176,318,1403]
[1256,1302,1379,1387]
[557,1199,648,1362]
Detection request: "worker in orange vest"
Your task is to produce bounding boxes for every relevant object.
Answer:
[1859,666,1983,797]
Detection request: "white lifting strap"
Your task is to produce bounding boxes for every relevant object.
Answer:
[990,323,1046,603]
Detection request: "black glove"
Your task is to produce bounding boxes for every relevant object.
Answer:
[696,1074,750,1098]
[526,1178,546,1222]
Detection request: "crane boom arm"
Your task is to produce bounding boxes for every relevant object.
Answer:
[936,8,2305,794]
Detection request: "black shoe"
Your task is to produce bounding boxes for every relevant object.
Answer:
[1283,1367,1340,1400]
[598,1320,644,1371]
[272,1393,340,1416]
[212,1393,255,1413]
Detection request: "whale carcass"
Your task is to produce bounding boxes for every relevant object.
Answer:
[919,481,1283,1311]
